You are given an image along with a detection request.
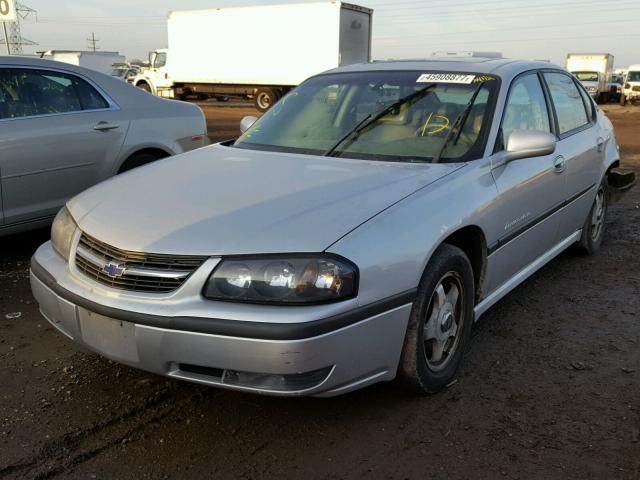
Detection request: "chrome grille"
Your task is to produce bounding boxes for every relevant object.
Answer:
[75,233,207,293]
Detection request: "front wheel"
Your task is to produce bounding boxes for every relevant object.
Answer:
[137,82,152,94]
[398,244,475,393]
[576,178,608,255]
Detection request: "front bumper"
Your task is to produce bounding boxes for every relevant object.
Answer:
[30,242,413,397]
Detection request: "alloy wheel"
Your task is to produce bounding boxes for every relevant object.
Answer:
[591,187,606,242]
[423,271,465,372]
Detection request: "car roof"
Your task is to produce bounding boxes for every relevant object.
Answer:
[321,57,564,82]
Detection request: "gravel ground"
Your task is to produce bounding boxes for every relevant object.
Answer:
[0,104,638,480]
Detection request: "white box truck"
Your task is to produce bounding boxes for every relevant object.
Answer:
[620,64,640,106]
[566,53,615,103]
[40,51,126,75]
[133,1,373,111]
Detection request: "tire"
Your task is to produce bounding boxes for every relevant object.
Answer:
[576,177,608,255]
[137,82,152,94]
[620,95,627,106]
[398,244,475,393]
[254,88,277,112]
[118,152,166,174]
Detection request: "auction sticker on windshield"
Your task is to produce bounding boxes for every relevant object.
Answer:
[417,73,476,84]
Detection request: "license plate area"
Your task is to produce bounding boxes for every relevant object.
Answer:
[78,308,139,363]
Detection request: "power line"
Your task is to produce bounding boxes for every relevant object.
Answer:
[375,19,638,43]
[377,32,640,52]
[377,1,640,21]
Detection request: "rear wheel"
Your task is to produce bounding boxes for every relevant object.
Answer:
[399,244,475,393]
[576,178,608,255]
[255,88,277,112]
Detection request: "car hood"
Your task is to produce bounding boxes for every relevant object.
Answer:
[68,145,462,256]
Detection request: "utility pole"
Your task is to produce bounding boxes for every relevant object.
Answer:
[87,32,99,52]
[2,22,9,55]
[0,2,37,55]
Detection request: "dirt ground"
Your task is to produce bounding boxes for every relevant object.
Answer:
[1,103,639,480]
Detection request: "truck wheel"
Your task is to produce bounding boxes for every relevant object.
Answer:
[398,244,475,394]
[620,95,627,106]
[137,82,152,94]
[255,88,277,111]
[576,178,608,255]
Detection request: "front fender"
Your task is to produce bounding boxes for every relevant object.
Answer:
[327,161,496,308]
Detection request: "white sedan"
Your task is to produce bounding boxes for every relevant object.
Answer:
[0,56,208,236]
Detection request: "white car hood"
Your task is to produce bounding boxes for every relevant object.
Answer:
[68,145,462,255]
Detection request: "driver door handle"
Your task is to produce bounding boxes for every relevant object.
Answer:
[553,155,566,173]
[596,137,605,152]
[94,121,120,132]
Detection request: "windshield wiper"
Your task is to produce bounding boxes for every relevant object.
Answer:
[324,83,437,157]
[433,81,486,164]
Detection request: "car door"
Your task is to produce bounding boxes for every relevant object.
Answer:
[541,72,602,240]
[0,66,129,226]
[486,72,566,292]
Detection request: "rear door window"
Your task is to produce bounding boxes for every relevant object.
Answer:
[543,72,589,135]
[0,68,109,120]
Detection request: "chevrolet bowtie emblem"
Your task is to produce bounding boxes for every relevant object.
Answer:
[103,262,126,278]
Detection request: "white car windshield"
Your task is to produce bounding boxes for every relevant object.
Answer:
[234,71,499,163]
[628,71,640,82]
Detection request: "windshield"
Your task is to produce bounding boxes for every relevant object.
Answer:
[111,68,126,77]
[573,71,599,82]
[628,71,640,82]
[234,71,499,163]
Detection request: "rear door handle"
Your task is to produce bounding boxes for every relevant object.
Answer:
[553,155,566,173]
[94,121,120,132]
[596,137,605,152]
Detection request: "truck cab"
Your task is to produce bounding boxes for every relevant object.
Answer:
[571,71,602,99]
[621,65,640,106]
[132,49,174,98]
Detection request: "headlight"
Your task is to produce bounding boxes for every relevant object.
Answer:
[203,255,358,305]
[51,207,78,260]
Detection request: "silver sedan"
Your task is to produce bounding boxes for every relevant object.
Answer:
[0,56,208,236]
[30,58,627,397]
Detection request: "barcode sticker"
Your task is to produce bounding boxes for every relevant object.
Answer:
[417,73,476,84]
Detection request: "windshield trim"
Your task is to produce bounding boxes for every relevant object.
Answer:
[234,70,502,164]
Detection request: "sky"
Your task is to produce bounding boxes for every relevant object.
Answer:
[13,0,640,68]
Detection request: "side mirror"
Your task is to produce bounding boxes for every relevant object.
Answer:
[495,130,557,167]
[240,116,258,134]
